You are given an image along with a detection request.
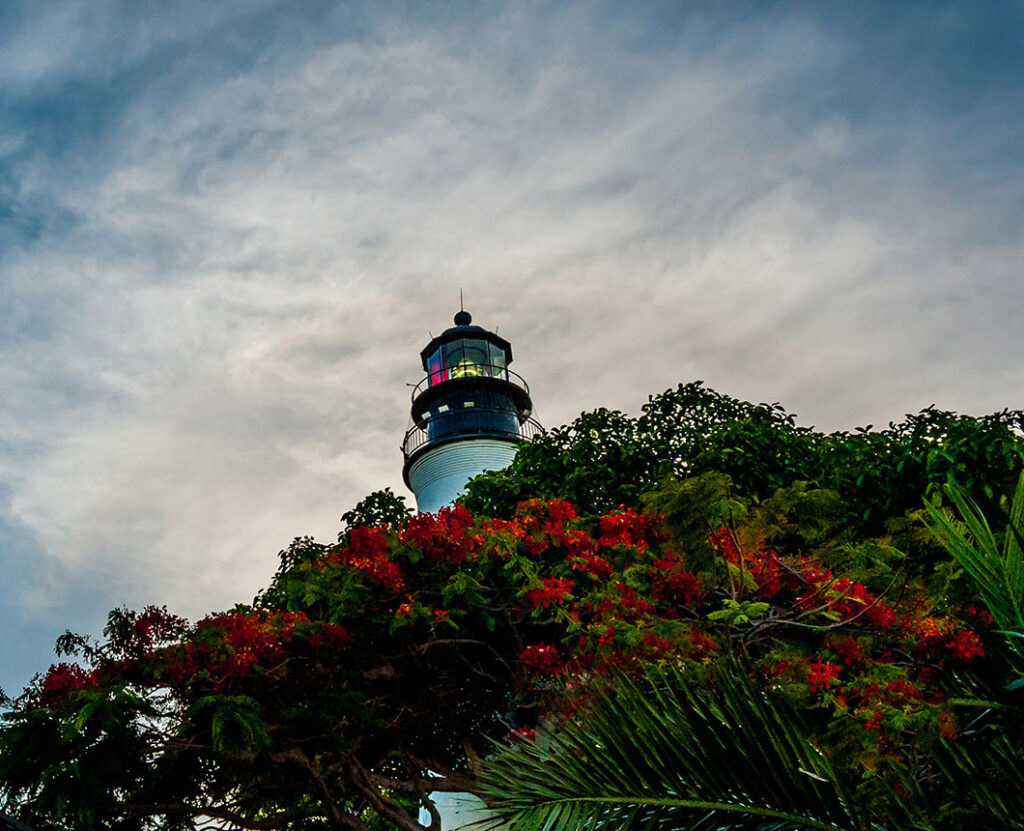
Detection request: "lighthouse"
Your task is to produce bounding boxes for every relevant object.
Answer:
[402,310,541,513]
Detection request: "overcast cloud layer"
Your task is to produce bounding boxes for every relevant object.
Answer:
[1,0,1022,696]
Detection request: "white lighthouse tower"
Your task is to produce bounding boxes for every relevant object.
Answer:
[405,310,541,829]
[402,309,540,513]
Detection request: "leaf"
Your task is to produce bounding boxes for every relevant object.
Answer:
[479,664,910,831]
[924,470,1024,667]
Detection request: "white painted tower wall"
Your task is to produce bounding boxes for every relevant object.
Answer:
[406,438,518,514]
[410,438,517,828]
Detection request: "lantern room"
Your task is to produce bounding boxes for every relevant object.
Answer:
[402,310,541,513]
[421,310,511,386]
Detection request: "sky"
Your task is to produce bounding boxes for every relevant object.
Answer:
[1,0,1022,698]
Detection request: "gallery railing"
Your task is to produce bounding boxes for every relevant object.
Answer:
[402,408,544,460]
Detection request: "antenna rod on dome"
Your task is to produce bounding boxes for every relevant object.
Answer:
[460,288,464,312]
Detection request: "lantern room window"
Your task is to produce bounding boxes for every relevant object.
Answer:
[425,338,509,387]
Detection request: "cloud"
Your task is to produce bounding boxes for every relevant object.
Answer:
[1,0,1022,694]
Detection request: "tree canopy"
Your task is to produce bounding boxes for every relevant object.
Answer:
[2,382,1023,830]
[463,381,1024,532]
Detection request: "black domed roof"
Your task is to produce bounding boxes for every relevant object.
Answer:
[419,310,512,369]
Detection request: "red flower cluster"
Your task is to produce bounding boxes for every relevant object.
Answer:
[598,508,661,550]
[836,677,928,712]
[639,631,675,657]
[37,663,97,706]
[519,643,565,677]
[515,499,578,527]
[120,605,188,660]
[526,577,574,610]
[813,576,898,629]
[709,528,799,599]
[590,583,654,622]
[401,506,480,564]
[332,526,406,591]
[685,627,719,658]
[512,499,584,557]
[830,636,866,667]
[165,611,310,690]
[962,604,995,626]
[707,529,904,635]
[564,529,614,579]
[807,661,841,692]
[650,552,704,606]
[308,623,350,652]
[907,616,985,662]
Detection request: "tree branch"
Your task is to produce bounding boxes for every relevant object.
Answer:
[122,803,317,830]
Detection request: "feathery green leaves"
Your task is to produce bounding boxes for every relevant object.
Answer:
[923,469,1024,668]
[480,664,907,831]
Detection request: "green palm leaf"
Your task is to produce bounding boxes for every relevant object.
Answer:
[923,469,1024,667]
[479,665,908,831]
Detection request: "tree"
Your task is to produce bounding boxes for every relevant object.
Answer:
[3,382,1023,830]
[463,382,1024,534]
[478,472,1024,831]
[2,483,1012,829]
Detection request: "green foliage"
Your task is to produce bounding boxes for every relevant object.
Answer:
[706,598,771,625]
[4,380,1024,831]
[463,382,1024,536]
[478,467,1024,831]
[480,664,896,831]
[924,471,1024,670]
[338,488,413,542]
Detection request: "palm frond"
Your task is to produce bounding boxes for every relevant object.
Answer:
[929,732,1024,829]
[923,470,1024,666]
[479,665,901,831]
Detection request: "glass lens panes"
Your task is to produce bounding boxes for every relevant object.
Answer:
[427,349,447,386]
[449,339,487,379]
[487,342,507,378]
[441,340,464,373]
[428,338,509,385]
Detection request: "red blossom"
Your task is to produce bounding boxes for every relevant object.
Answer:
[37,663,96,706]
[807,661,841,693]
[400,506,477,565]
[831,636,866,667]
[519,644,565,676]
[509,726,538,742]
[598,508,661,550]
[640,632,674,656]
[949,629,985,661]
[123,606,188,659]
[338,526,406,590]
[686,628,719,657]
[963,605,995,626]
[526,577,574,610]
[163,611,309,689]
[650,553,704,605]
[908,616,985,662]
[308,624,350,651]
[708,529,801,599]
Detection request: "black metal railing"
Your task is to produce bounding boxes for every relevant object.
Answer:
[402,409,544,460]
[409,365,530,402]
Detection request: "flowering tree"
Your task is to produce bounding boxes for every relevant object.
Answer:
[480,474,1024,830]
[463,382,1024,534]
[2,471,1017,829]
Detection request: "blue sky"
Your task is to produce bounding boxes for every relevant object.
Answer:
[1,0,1022,698]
